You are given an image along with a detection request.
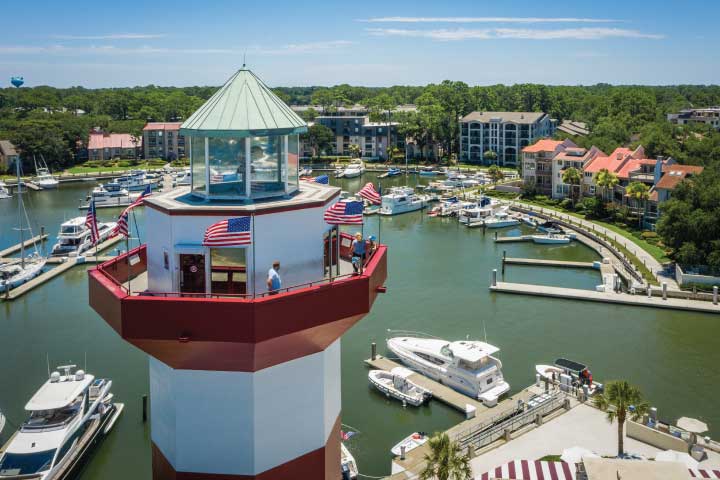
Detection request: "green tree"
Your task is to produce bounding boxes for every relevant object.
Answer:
[299,124,334,159]
[561,166,583,206]
[487,164,504,183]
[595,168,619,203]
[626,181,650,227]
[369,93,396,159]
[420,433,472,480]
[310,89,335,114]
[483,150,498,164]
[593,380,650,457]
[348,144,361,159]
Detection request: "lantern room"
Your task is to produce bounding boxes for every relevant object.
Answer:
[181,68,306,201]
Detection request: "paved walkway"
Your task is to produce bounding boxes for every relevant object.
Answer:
[470,403,720,478]
[510,200,679,290]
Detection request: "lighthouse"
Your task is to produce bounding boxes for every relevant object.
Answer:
[89,68,387,479]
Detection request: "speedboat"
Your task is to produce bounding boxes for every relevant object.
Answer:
[368,367,432,407]
[174,169,191,186]
[80,183,139,209]
[379,168,402,178]
[554,358,601,395]
[483,210,520,229]
[429,197,462,217]
[531,234,571,244]
[391,432,428,457]
[341,443,358,480]
[387,334,510,406]
[418,166,441,177]
[0,365,123,480]
[51,217,117,256]
[0,255,46,294]
[537,221,563,234]
[343,160,365,179]
[0,181,10,199]
[379,187,426,216]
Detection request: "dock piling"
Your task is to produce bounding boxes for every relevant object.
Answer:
[400,445,406,460]
[647,284,652,299]
[371,342,377,361]
[494,231,498,241]
[142,394,148,422]
[662,283,667,300]
[714,286,718,305]
[492,269,497,287]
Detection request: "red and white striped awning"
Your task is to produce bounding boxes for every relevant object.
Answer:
[479,460,576,480]
[690,469,720,478]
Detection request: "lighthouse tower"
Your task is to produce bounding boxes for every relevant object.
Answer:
[89,68,387,479]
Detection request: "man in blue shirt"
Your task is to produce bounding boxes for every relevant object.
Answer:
[351,233,366,274]
[267,260,281,295]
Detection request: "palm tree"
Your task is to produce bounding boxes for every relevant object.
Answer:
[595,168,619,203]
[593,380,650,457]
[420,433,472,480]
[626,181,650,227]
[561,167,583,206]
[385,145,401,164]
[348,144,361,159]
[487,164,504,184]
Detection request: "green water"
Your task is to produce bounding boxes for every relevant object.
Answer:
[1,175,718,479]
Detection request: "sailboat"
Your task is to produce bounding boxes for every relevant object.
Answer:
[32,154,59,189]
[0,157,47,294]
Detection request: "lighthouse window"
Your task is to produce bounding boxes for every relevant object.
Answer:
[250,136,284,195]
[208,137,246,196]
[191,137,206,195]
[287,135,299,192]
[210,248,247,295]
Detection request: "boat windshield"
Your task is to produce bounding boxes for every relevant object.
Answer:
[0,449,56,475]
[60,225,81,235]
[24,401,82,430]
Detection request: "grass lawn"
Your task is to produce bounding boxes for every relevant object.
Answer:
[63,162,167,175]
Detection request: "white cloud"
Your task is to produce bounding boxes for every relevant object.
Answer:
[359,17,619,24]
[51,33,167,40]
[366,27,664,41]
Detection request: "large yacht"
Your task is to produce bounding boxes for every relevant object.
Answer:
[80,183,139,209]
[387,334,510,406]
[50,217,117,256]
[458,198,496,227]
[0,365,123,479]
[113,170,159,192]
[483,210,521,229]
[379,187,427,216]
[32,156,59,190]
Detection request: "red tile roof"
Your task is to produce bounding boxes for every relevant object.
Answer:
[143,122,182,131]
[583,147,634,174]
[656,165,704,190]
[521,139,564,153]
[616,158,657,180]
[88,133,140,150]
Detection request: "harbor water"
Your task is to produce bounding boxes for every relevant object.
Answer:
[1,174,718,479]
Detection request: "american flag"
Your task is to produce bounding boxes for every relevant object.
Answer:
[357,182,381,205]
[302,175,329,184]
[111,185,151,238]
[340,430,356,441]
[85,200,99,245]
[324,200,364,225]
[203,217,252,246]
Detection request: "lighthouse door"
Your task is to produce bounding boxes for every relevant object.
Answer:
[180,254,206,294]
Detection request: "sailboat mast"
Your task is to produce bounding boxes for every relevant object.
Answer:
[17,156,24,268]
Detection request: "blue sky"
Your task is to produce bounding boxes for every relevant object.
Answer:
[0,0,717,88]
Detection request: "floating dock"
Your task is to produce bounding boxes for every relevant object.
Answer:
[503,257,596,269]
[490,281,720,314]
[495,235,533,243]
[0,234,48,258]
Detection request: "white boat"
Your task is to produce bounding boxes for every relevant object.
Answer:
[113,170,158,192]
[387,334,510,407]
[50,217,117,256]
[341,443,358,480]
[537,221,563,234]
[299,166,312,177]
[32,155,59,189]
[391,432,428,457]
[0,365,123,480]
[483,210,520,229]
[0,181,10,199]
[531,234,571,244]
[80,183,140,210]
[535,364,563,381]
[0,255,46,294]
[368,367,432,407]
[0,409,5,433]
[379,187,427,216]
[458,198,496,227]
[342,160,365,179]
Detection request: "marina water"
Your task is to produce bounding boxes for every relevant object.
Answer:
[1,174,718,478]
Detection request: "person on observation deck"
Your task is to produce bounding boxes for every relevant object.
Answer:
[351,232,366,274]
[267,260,281,295]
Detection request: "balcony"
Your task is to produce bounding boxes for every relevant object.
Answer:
[89,237,388,371]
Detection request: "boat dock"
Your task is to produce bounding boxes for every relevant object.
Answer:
[0,233,48,258]
[490,281,720,314]
[502,257,596,269]
[495,235,533,243]
[5,182,41,192]
[2,235,123,301]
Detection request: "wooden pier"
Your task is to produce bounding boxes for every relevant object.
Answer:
[490,281,720,314]
[0,234,48,258]
[503,257,596,269]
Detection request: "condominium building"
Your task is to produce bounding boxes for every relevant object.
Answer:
[143,122,186,160]
[460,111,556,166]
[521,139,576,196]
[551,146,604,199]
[87,132,141,161]
[311,115,403,160]
[667,107,720,129]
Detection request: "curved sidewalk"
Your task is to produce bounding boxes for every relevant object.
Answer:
[509,200,679,290]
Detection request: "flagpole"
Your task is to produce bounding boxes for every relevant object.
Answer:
[126,235,131,294]
[377,181,382,245]
[251,214,257,296]
[132,208,141,248]
[335,225,340,277]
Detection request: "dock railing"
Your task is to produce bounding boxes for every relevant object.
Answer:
[453,391,566,451]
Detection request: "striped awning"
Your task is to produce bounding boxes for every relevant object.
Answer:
[690,469,720,478]
[479,460,576,480]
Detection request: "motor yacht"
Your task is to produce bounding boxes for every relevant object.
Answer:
[50,217,117,256]
[531,233,572,245]
[428,197,461,217]
[368,367,432,407]
[483,210,521,229]
[0,181,10,199]
[80,183,139,209]
[458,198,496,227]
[342,160,365,179]
[537,221,564,235]
[386,334,510,406]
[113,171,158,192]
[174,169,191,186]
[341,443,358,480]
[31,156,59,190]
[379,187,427,216]
[0,365,123,480]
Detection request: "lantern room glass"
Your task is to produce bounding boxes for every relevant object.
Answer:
[208,137,246,196]
[250,136,284,195]
[288,134,299,191]
[191,137,206,195]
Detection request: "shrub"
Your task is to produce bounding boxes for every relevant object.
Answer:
[641,231,658,239]
[559,198,573,210]
[116,160,132,167]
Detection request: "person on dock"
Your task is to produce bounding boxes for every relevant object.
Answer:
[267,261,281,295]
[351,232,366,274]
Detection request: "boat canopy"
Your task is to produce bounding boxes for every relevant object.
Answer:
[25,375,95,411]
[449,341,500,362]
[555,358,587,374]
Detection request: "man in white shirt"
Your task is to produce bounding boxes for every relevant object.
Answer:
[267,260,281,295]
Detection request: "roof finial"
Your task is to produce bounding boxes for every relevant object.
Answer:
[242,51,246,69]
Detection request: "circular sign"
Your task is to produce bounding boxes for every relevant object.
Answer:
[189,265,198,273]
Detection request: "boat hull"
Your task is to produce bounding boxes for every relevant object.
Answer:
[484,220,520,229]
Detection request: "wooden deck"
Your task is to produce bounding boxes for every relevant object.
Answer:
[491,281,720,314]
[0,234,48,258]
[503,257,596,269]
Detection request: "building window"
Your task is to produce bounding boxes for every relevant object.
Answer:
[210,248,247,295]
[250,136,284,195]
[208,137,246,196]
[191,137,206,195]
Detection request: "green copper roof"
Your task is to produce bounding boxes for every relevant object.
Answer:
[180,68,307,138]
